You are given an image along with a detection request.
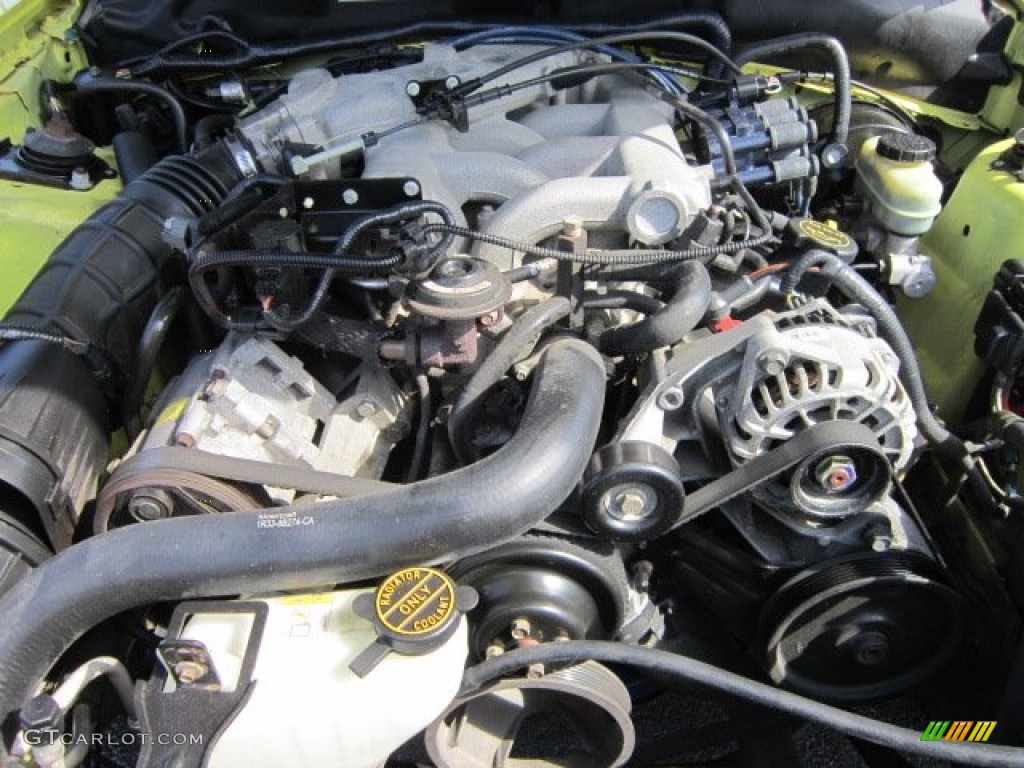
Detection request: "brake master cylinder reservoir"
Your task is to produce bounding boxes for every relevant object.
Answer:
[855,134,943,236]
[853,133,943,298]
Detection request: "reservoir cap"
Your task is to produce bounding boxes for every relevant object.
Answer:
[350,567,477,677]
[876,133,936,164]
[787,218,859,261]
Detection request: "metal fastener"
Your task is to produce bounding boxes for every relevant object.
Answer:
[815,455,858,492]
[355,400,378,418]
[510,617,532,640]
[757,348,788,376]
[658,387,685,411]
[173,660,208,685]
[603,484,656,522]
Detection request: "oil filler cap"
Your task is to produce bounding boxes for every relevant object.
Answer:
[350,566,477,677]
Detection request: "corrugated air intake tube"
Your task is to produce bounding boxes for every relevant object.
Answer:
[0,144,243,555]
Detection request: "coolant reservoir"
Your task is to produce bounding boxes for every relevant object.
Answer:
[855,134,943,236]
[169,587,469,768]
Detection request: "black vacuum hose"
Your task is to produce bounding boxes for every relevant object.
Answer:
[462,642,1024,767]
[0,338,606,744]
[73,76,189,154]
[128,13,732,77]
[111,131,158,185]
[781,250,946,447]
[262,199,456,332]
[781,250,1008,512]
[599,261,711,357]
[121,287,184,439]
[734,34,851,151]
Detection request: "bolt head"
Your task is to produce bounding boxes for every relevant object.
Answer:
[257,415,280,438]
[658,387,685,411]
[603,483,657,522]
[815,455,858,492]
[478,310,501,327]
[851,632,890,666]
[821,142,848,169]
[355,400,378,419]
[562,216,584,238]
[485,644,505,659]
[403,180,421,198]
[129,490,173,522]
[302,196,315,210]
[405,81,421,97]
[19,695,61,731]
[526,662,546,679]
[69,166,92,190]
[870,535,892,552]
[174,660,208,685]
[444,75,460,90]
[757,349,788,376]
[342,188,359,205]
[510,617,532,640]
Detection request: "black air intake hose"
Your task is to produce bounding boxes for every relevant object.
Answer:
[0,144,242,550]
[0,338,606,740]
[599,260,711,357]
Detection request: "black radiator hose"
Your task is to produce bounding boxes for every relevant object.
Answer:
[448,296,572,465]
[0,143,242,550]
[0,338,606,743]
[599,260,711,357]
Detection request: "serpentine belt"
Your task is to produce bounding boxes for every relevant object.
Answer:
[671,419,888,530]
[96,420,884,533]
[95,446,396,531]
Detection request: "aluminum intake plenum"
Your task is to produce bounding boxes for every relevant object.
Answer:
[236,44,712,264]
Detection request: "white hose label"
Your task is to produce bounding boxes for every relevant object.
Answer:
[257,510,315,529]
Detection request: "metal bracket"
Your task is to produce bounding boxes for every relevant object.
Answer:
[157,639,222,691]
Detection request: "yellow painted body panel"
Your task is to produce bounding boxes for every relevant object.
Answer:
[0,0,121,314]
[899,138,1024,424]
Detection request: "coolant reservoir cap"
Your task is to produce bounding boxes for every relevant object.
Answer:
[876,133,936,164]
[787,218,858,261]
[350,567,477,677]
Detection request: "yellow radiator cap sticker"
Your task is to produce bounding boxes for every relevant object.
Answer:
[350,567,477,677]
[374,566,457,637]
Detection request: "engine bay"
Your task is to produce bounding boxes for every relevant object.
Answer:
[0,2,1023,766]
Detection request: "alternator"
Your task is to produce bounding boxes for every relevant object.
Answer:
[721,304,917,473]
